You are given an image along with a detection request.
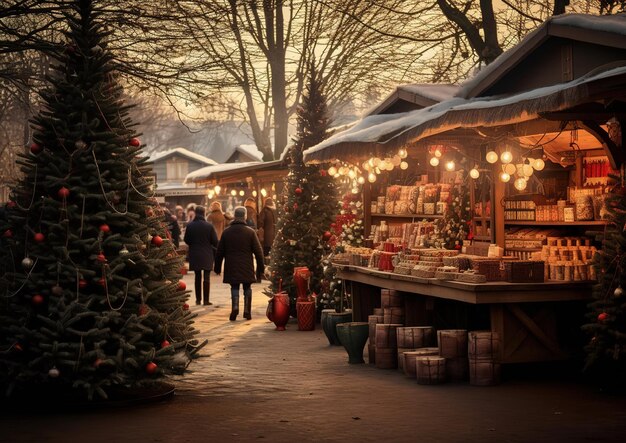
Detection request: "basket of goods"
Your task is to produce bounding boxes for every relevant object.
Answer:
[455,270,487,284]
[411,265,436,278]
[442,255,472,270]
[470,258,503,281]
[435,266,459,281]
[503,260,545,283]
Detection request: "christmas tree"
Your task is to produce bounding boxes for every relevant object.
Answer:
[435,173,471,250]
[582,183,626,390]
[268,64,337,311]
[0,0,204,400]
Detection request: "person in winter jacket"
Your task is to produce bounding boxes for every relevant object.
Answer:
[257,197,277,257]
[214,206,264,321]
[183,205,218,305]
[163,207,181,249]
[208,200,231,240]
[244,197,258,228]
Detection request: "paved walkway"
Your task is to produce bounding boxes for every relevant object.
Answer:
[2,272,626,442]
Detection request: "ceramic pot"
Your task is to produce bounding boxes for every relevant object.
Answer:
[296,301,315,331]
[267,292,290,331]
[337,322,369,364]
[321,311,352,345]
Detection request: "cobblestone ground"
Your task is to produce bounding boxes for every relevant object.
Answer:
[2,272,626,443]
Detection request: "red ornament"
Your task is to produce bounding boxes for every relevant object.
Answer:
[6,201,16,209]
[295,187,303,195]
[129,137,141,147]
[293,203,298,210]
[98,277,106,286]
[454,244,462,250]
[30,142,42,154]
[598,312,609,322]
[180,267,188,275]
[151,235,163,247]
[178,280,187,291]
[322,231,332,241]
[78,279,88,289]
[183,303,190,310]
[161,340,171,348]
[145,362,158,374]
[14,343,23,352]
[33,232,45,243]
[99,224,110,233]
[2,229,12,238]
[97,253,107,262]
[93,358,103,368]
[58,187,70,199]
[139,304,149,315]
[320,170,327,176]
[32,294,44,305]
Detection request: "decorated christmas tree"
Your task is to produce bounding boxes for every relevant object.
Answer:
[0,0,204,400]
[435,173,471,250]
[582,182,626,390]
[268,64,337,311]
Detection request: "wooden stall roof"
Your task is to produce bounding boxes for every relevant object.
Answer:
[184,160,287,187]
[365,83,459,116]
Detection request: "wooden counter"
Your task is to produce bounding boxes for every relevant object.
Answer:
[337,265,593,364]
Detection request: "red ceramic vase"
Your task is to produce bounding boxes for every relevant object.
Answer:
[268,292,290,331]
[296,301,315,331]
[293,266,311,302]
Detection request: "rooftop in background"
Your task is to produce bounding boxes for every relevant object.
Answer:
[365,83,459,116]
[148,147,217,165]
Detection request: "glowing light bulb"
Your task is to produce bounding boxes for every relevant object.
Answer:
[500,151,513,164]
[378,160,387,170]
[486,151,498,164]
[230,189,237,196]
[500,172,511,183]
[207,190,215,199]
[434,148,443,158]
[334,173,340,179]
[398,148,408,159]
[368,158,375,167]
[351,187,359,194]
[445,160,455,171]
[400,161,408,170]
[372,157,381,166]
[534,158,545,171]
[368,172,377,183]
[214,185,221,195]
[357,176,365,185]
[469,168,480,179]
[430,157,439,167]
[362,162,370,171]
[514,178,527,191]
[504,163,516,175]
[391,155,401,166]
[328,166,337,176]
[239,190,245,196]
[252,190,257,197]
[522,164,534,177]
[260,188,267,197]
[374,167,381,174]
[348,169,356,179]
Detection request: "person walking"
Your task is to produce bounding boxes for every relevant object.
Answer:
[257,197,277,257]
[183,205,218,306]
[164,207,181,249]
[208,200,230,240]
[214,206,264,321]
[244,197,258,228]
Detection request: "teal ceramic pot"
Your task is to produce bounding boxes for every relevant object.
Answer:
[337,322,370,364]
[321,311,352,345]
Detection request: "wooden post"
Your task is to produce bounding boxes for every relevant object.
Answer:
[363,183,372,237]
[494,166,506,248]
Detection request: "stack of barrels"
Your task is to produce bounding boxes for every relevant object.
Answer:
[396,326,435,372]
[367,308,384,364]
[468,331,501,386]
[372,289,404,369]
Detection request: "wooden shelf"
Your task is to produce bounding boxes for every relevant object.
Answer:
[505,221,607,226]
[371,213,443,220]
[505,247,542,252]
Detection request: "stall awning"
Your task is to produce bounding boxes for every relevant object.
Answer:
[303,64,626,165]
[184,160,286,186]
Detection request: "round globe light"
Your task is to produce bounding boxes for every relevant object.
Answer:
[398,148,408,159]
[367,172,377,183]
[328,166,337,176]
[486,151,498,164]
[445,160,455,171]
[357,176,365,185]
[434,148,443,158]
[469,168,480,179]
[504,163,516,175]
[522,164,534,177]
[500,172,511,183]
[534,158,545,171]
[430,157,440,167]
[400,161,409,170]
[514,178,527,191]
[500,151,513,164]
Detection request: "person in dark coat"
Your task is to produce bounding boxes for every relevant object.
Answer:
[244,197,258,228]
[164,207,181,249]
[183,205,218,306]
[257,197,277,257]
[214,206,264,321]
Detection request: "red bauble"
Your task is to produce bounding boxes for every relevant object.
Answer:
[454,244,462,250]
[78,279,88,289]
[99,224,110,233]
[129,137,141,147]
[145,362,158,374]
[97,253,107,262]
[161,340,171,348]
[58,187,70,199]
[151,235,163,247]
[30,142,42,154]
[322,231,332,241]
[598,312,609,322]
[14,343,23,352]
[6,201,16,209]
[93,358,103,368]
[32,294,44,305]
[139,304,149,316]
[330,223,336,228]
[283,205,289,212]
[293,203,298,210]
[33,232,45,243]
[98,277,106,286]
[295,187,303,195]
[183,303,190,310]
[178,280,187,290]
[2,229,12,238]
[180,267,188,275]
[320,170,327,176]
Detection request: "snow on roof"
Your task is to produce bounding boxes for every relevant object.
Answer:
[149,147,217,165]
[398,84,460,102]
[235,144,264,161]
[304,64,626,162]
[184,161,263,184]
[457,13,626,98]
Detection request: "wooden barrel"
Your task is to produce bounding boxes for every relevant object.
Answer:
[416,356,446,385]
[445,357,469,381]
[383,307,405,325]
[437,329,468,358]
[375,347,397,369]
[368,315,384,343]
[381,289,403,308]
[373,308,384,316]
[375,323,403,348]
[397,347,417,371]
[403,348,439,378]
[368,343,376,364]
[469,357,501,386]
[468,331,501,359]
[397,326,435,348]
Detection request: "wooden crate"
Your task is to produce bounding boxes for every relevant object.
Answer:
[504,261,544,283]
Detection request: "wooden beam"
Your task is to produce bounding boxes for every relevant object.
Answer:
[507,305,567,358]
[580,120,623,169]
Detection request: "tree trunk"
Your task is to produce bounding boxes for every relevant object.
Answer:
[553,0,570,15]
[266,0,288,161]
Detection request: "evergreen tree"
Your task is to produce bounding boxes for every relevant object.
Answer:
[0,0,204,400]
[268,64,337,312]
[435,174,471,250]
[582,183,626,390]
